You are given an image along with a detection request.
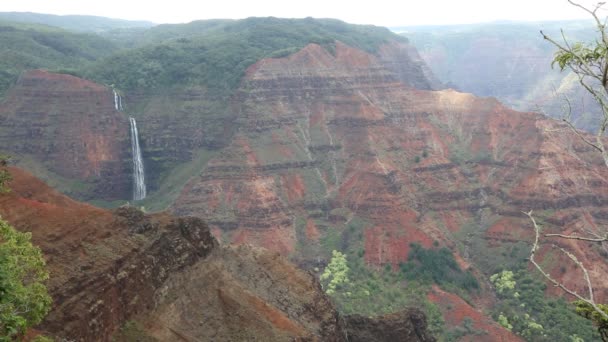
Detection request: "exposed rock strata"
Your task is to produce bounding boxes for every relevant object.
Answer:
[0,70,131,199]
[343,309,437,342]
[171,41,608,305]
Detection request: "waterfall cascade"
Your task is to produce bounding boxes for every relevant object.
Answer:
[129,117,146,200]
[113,89,123,111]
[114,88,146,200]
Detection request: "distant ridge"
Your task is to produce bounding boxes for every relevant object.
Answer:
[0,11,155,32]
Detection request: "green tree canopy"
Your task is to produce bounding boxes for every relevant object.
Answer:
[0,218,51,340]
[320,250,350,295]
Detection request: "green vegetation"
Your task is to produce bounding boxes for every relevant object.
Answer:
[0,158,51,340]
[574,301,608,341]
[320,250,350,295]
[400,243,479,294]
[491,268,600,341]
[10,155,92,199]
[86,17,405,97]
[0,219,52,340]
[138,148,216,212]
[323,251,446,336]
[0,20,119,98]
[0,155,10,193]
[531,4,608,340]
[319,242,485,340]
[490,270,516,294]
[443,317,488,341]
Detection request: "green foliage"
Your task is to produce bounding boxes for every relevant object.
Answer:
[0,20,119,97]
[491,268,600,341]
[0,218,52,340]
[497,313,513,331]
[490,270,516,294]
[0,155,11,193]
[86,17,405,97]
[320,248,448,338]
[400,243,479,293]
[574,300,608,341]
[444,317,488,342]
[552,41,607,71]
[320,250,350,295]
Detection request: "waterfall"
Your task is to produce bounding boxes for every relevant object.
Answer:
[113,90,123,111]
[129,117,146,200]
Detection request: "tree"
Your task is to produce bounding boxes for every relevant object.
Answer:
[528,1,608,339]
[0,155,11,193]
[320,250,350,295]
[0,158,51,340]
[542,1,608,168]
[0,219,52,340]
[574,300,608,340]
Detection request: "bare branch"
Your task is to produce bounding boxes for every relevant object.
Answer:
[568,1,608,47]
[561,118,604,152]
[545,233,608,242]
[525,210,608,321]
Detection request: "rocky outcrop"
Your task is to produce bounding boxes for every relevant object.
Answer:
[427,286,523,342]
[132,245,346,341]
[0,167,216,340]
[343,309,436,342]
[0,70,131,199]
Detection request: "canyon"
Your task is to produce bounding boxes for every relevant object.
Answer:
[0,15,606,340]
[403,21,600,130]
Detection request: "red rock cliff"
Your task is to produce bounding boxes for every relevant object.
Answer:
[171,41,608,305]
[0,70,131,200]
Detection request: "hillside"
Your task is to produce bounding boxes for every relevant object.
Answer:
[0,19,120,98]
[86,17,436,93]
[0,16,606,340]
[401,20,599,130]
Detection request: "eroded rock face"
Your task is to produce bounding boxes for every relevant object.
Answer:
[344,309,436,342]
[133,245,346,341]
[427,286,523,342]
[171,41,608,305]
[0,70,131,199]
[0,167,436,341]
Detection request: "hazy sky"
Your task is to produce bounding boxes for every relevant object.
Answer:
[0,0,602,26]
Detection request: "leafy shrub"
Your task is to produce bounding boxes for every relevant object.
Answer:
[400,243,479,292]
[0,219,52,340]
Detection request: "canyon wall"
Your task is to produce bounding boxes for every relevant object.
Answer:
[170,41,608,303]
[0,70,131,199]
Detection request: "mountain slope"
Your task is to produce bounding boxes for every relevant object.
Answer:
[0,20,119,98]
[86,17,440,94]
